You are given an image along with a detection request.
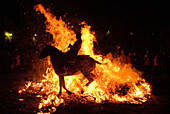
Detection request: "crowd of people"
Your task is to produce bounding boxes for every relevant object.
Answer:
[0,40,169,77]
[107,47,169,76]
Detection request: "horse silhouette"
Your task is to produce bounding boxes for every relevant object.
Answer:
[39,45,101,97]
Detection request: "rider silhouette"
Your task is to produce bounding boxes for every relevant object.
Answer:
[64,32,82,64]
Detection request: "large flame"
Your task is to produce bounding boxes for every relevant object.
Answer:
[19,4,151,113]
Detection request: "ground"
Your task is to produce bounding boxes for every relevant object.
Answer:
[0,69,169,114]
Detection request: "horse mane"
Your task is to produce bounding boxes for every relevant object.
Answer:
[44,45,63,55]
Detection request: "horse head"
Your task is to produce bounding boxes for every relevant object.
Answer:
[39,45,64,59]
[39,45,53,59]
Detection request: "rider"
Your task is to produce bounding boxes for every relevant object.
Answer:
[64,32,82,64]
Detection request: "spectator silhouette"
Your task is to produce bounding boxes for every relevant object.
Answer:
[152,53,160,76]
[143,54,151,75]
[131,52,137,67]
[120,49,126,65]
[126,52,132,64]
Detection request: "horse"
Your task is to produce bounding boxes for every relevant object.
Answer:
[39,45,101,97]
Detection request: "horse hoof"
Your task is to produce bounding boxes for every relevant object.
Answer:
[81,90,84,94]
[67,91,72,95]
[57,93,61,98]
[85,82,91,86]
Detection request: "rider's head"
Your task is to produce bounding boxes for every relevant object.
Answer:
[76,32,81,40]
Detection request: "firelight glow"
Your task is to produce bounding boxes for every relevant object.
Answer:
[19,4,151,113]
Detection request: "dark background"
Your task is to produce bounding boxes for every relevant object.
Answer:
[0,0,170,56]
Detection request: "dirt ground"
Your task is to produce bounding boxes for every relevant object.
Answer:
[0,70,169,114]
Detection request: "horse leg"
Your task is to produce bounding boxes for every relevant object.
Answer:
[80,70,94,86]
[58,75,72,96]
[57,75,63,98]
[62,77,72,95]
[85,74,94,86]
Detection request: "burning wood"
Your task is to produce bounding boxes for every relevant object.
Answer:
[19,4,151,113]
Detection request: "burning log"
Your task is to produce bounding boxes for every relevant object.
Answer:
[115,84,130,96]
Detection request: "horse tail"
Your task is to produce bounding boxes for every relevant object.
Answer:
[91,58,102,64]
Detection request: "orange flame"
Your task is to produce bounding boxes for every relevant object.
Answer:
[19,4,151,113]
[34,4,76,52]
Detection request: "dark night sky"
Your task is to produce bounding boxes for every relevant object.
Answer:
[2,0,170,51]
[3,0,170,28]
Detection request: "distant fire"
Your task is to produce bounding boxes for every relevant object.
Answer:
[19,4,151,113]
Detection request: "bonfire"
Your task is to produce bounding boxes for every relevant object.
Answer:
[19,4,151,113]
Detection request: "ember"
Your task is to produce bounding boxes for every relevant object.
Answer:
[19,4,151,113]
